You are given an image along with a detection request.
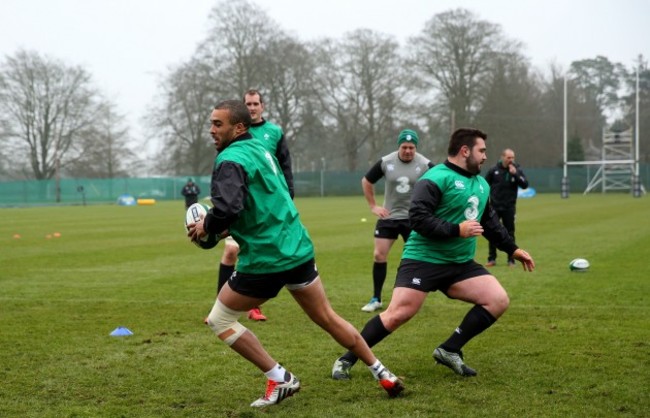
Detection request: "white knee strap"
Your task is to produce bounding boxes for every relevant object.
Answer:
[207,300,247,346]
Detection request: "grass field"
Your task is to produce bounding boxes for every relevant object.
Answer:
[1,194,649,417]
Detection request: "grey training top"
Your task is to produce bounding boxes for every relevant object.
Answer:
[365,151,432,220]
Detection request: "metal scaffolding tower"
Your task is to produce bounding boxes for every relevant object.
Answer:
[584,129,635,193]
[562,68,645,198]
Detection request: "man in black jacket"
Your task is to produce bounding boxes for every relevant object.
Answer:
[484,149,528,267]
[181,178,201,209]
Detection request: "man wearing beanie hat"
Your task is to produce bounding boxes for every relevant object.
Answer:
[358,129,434,313]
[397,129,419,147]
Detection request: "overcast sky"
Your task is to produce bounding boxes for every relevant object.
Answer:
[1,0,648,145]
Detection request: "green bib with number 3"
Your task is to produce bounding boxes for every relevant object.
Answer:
[403,164,489,264]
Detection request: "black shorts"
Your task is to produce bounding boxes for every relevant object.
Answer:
[374,218,411,241]
[394,258,490,295]
[228,259,319,299]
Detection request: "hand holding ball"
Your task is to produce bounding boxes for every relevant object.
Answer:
[185,203,219,250]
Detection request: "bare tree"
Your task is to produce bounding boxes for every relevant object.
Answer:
[262,34,318,163]
[0,50,103,181]
[153,59,221,175]
[408,8,521,129]
[155,0,307,174]
[65,102,139,178]
[199,0,281,96]
[474,54,552,167]
[311,29,405,170]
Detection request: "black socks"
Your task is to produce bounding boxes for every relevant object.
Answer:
[372,262,387,300]
[440,305,496,353]
[340,315,391,365]
[217,263,235,293]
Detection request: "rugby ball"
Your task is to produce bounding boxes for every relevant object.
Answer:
[185,203,219,250]
[569,258,590,272]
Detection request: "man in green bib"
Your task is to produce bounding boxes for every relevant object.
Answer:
[332,128,535,381]
[215,89,294,322]
[187,100,404,408]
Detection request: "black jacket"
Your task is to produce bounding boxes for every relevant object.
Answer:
[484,161,528,212]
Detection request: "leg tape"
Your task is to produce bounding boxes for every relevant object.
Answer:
[207,300,248,346]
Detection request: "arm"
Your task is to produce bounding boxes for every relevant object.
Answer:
[409,179,461,239]
[480,199,517,254]
[190,161,248,240]
[511,164,529,189]
[481,199,535,271]
[362,160,389,218]
[275,134,294,199]
[410,179,515,241]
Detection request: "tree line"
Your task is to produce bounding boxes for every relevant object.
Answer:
[0,0,648,181]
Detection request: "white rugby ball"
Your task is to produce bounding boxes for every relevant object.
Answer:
[569,258,589,272]
[185,203,219,249]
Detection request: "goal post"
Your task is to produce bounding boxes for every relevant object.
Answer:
[561,70,645,197]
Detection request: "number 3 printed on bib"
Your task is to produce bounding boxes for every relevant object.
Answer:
[396,176,410,194]
[464,195,479,220]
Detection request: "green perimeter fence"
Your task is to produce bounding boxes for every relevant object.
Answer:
[1,165,648,206]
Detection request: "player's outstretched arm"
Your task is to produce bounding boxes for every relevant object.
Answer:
[512,248,535,272]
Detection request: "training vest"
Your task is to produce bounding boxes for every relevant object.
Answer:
[216,139,313,273]
[403,163,490,264]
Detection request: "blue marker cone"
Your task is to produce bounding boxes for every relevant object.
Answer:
[110,326,133,336]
